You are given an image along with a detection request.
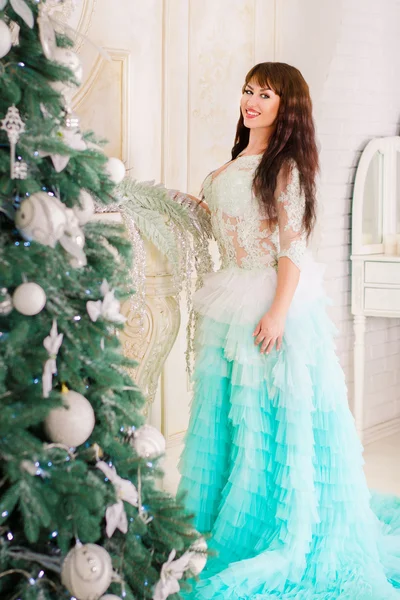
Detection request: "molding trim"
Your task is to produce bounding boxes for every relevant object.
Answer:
[166,430,186,449]
[363,417,400,446]
[72,48,131,165]
[60,0,97,53]
[75,0,97,53]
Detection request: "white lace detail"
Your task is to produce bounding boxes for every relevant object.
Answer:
[276,160,307,269]
[278,238,307,268]
[200,156,307,271]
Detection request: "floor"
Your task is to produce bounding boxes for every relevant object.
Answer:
[162,433,400,497]
[363,432,400,496]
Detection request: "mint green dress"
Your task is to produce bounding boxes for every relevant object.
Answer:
[178,155,400,599]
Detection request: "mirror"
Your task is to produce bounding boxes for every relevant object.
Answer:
[362,150,383,246]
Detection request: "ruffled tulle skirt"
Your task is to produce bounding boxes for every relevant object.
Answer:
[177,253,400,599]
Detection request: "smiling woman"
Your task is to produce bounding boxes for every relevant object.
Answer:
[176,62,400,600]
[239,83,280,151]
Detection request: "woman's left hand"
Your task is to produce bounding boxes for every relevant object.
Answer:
[253,310,286,354]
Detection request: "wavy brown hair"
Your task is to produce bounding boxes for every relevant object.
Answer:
[232,62,319,237]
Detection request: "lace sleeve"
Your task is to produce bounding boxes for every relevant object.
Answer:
[276,161,307,270]
[199,170,214,203]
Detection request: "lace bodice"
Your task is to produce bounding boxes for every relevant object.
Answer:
[199,155,307,271]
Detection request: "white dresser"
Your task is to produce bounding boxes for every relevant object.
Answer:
[351,136,400,440]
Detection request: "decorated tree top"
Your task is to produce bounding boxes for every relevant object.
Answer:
[0,1,205,599]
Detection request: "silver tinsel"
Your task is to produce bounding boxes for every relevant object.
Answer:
[121,213,147,333]
[95,181,214,378]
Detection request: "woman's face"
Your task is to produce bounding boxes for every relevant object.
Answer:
[240,79,281,130]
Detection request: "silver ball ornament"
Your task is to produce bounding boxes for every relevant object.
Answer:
[44,389,95,447]
[105,157,126,184]
[13,283,46,316]
[53,47,83,82]
[0,21,12,59]
[61,543,113,600]
[132,424,166,458]
[50,48,83,103]
[15,192,68,247]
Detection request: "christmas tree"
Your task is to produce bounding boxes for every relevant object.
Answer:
[0,1,206,599]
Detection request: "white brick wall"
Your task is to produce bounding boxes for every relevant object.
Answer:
[315,0,400,430]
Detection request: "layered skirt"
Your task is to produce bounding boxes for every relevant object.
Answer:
[177,254,400,599]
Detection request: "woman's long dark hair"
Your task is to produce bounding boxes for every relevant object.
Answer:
[232,62,319,237]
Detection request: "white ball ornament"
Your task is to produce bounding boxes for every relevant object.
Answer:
[51,48,83,103]
[0,21,12,59]
[44,389,95,447]
[15,192,68,247]
[188,536,207,576]
[13,283,46,316]
[132,424,166,458]
[73,190,95,225]
[105,157,126,184]
[61,543,113,600]
[100,596,121,600]
[53,47,83,83]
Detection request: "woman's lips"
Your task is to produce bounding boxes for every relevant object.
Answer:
[245,109,260,119]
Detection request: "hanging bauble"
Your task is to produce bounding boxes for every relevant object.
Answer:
[105,157,126,184]
[188,536,207,576]
[100,596,121,600]
[15,192,68,247]
[44,388,95,447]
[0,288,13,316]
[73,190,95,225]
[132,424,166,458]
[0,21,12,59]
[61,542,113,600]
[13,282,46,316]
[50,48,83,104]
[53,47,83,82]
[1,104,26,180]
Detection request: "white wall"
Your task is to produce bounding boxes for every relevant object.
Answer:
[311,0,400,432]
[76,0,400,442]
[160,0,276,445]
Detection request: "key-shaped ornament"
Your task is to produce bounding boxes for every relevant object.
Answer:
[1,105,26,179]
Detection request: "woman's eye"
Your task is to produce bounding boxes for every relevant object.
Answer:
[244,89,269,99]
